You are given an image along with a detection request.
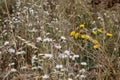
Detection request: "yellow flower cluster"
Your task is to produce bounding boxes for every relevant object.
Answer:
[92,39,100,49]
[80,35,91,39]
[92,28,113,37]
[92,28,103,35]
[70,24,113,49]
[70,31,79,39]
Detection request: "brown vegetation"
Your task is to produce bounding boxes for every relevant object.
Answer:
[0,0,120,80]
[0,0,16,18]
[91,0,120,8]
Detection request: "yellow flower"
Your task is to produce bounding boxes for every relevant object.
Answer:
[80,24,85,28]
[106,33,113,37]
[80,35,86,39]
[92,31,97,35]
[97,29,102,33]
[70,31,76,36]
[85,35,91,39]
[93,44,99,49]
[92,40,99,44]
[75,33,79,39]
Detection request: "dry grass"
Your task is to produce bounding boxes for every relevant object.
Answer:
[0,0,120,80]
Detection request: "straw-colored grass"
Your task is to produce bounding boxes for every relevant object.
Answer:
[0,0,120,80]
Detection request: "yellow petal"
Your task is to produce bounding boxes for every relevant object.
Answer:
[97,29,102,33]
[81,35,86,39]
[92,31,97,35]
[93,45,99,49]
[85,35,91,39]
[80,24,85,28]
[75,33,79,39]
[70,31,76,36]
[106,33,113,37]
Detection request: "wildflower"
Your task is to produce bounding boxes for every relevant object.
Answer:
[4,41,9,46]
[71,55,79,60]
[97,29,102,33]
[54,44,61,49]
[16,51,26,55]
[44,54,53,59]
[93,44,99,49]
[73,55,79,58]
[64,50,70,55]
[36,37,42,42]
[79,68,86,73]
[92,31,97,35]
[80,35,86,39]
[20,66,27,70]
[92,27,97,31]
[80,24,85,28]
[70,31,76,36]
[74,33,79,39]
[61,36,66,40]
[42,74,49,79]
[106,33,113,37]
[81,62,87,66]
[8,48,15,53]
[9,63,15,66]
[64,50,72,56]
[80,74,86,79]
[92,40,99,44]
[29,8,34,15]
[75,74,80,78]
[10,68,17,72]
[59,54,68,59]
[32,67,38,70]
[98,17,103,21]
[56,64,63,69]
[32,55,38,60]
[43,38,53,42]
[61,36,66,42]
[61,68,68,72]
[85,35,91,39]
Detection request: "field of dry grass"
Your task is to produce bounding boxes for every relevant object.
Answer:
[0,0,120,80]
